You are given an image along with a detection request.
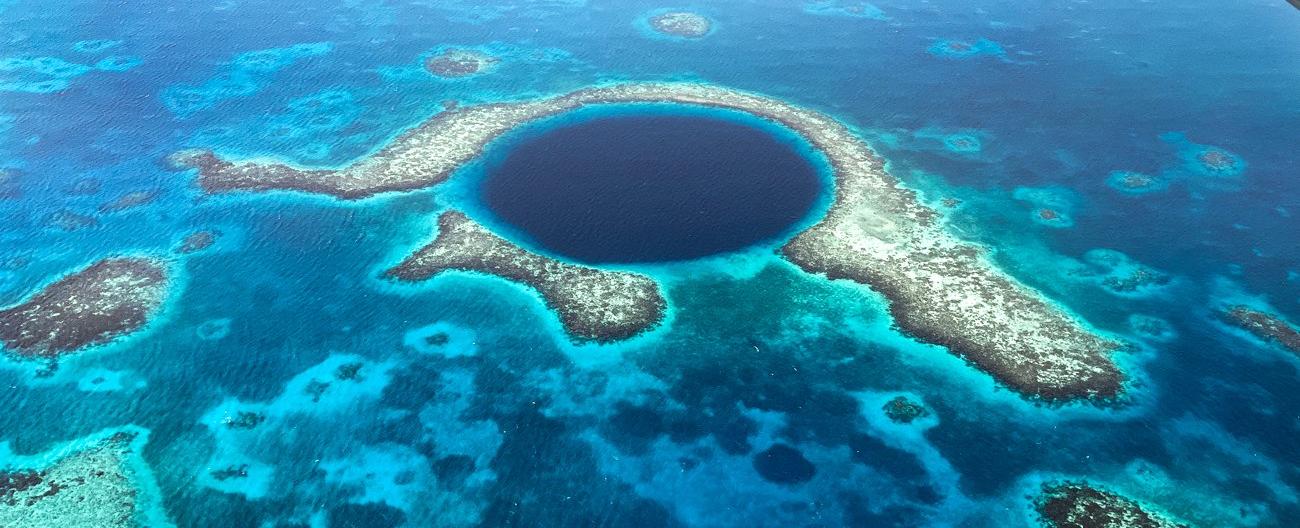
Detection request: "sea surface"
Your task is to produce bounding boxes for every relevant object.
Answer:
[1,0,1298,526]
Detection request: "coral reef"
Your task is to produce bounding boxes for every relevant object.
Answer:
[647,11,713,38]
[0,428,167,528]
[387,211,666,342]
[1217,305,1300,356]
[176,230,220,254]
[0,257,171,360]
[424,48,499,78]
[882,395,929,424]
[176,82,1123,399]
[1035,482,1187,528]
[99,188,160,214]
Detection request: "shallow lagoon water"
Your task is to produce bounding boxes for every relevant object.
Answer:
[1,0,1299,527]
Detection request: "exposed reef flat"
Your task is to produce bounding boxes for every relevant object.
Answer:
[174,82,1123,399]
[1034,482,1187,528]
[0,257,171,360]
[1217,305,1300,357]
[0,428,166,528]
[386,211,666,342]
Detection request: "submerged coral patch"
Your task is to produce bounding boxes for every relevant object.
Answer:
[0,52,138,93]
[403,321,478,357]
[176,230,221,254]
[0,56,89,93]
[0,56,92,78]
[942,133,982,153]
[93,55,142,72]
[803,1,887,20]
[1106,171,1168,196]
[1160,132,1245,182]
[72,39,122,53]
[161,43,332,116]
[1013,187,1077,228]
[0,168,21,200]
[45,209,98,231]
[99,188,160,214]
[928,39,1008,61]
[881,395,929,424]
[76,368,145,393]
[0,256,172,360]
[1127,315,1177,343]
[1069,249,1172,298]
[424,48,499,78]
[644,11,713,39]
[195,318,232,341]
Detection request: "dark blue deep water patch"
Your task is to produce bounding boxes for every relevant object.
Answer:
[477,108,826,263]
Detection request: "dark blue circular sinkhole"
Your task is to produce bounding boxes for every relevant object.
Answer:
[476,106,828,264]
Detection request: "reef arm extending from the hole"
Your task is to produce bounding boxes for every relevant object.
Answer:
[385,211,667,342]
[167,95,620,200]
[172,82,1126,401]
[0,256,172,361]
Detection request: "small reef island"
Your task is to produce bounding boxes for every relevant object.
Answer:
[386,211,666,342]
[1035,482,1187,528]
[0,257,171,361]
[171,82,1125,401]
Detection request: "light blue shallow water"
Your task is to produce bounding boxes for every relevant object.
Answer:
[1,0,1298,526]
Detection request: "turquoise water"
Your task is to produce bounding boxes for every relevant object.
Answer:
[1,0,1299,526]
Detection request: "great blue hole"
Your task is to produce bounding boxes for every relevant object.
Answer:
[474,105,828,264]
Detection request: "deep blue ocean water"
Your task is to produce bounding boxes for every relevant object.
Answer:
[478,109,824,263]
[0,0,1298,526]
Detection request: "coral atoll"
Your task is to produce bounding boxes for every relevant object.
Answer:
[175,82,1124,400]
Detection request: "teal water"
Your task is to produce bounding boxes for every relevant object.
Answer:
[1,0,1299,526]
